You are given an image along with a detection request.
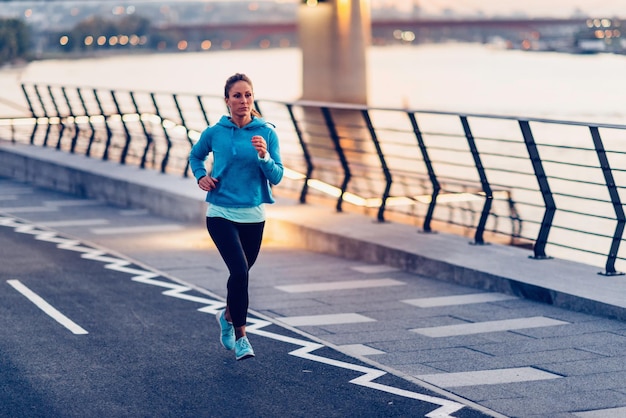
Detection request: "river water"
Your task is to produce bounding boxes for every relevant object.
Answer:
[2,42,626,125]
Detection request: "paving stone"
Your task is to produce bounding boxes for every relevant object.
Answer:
[482,390,626,417]
[539,356,626,376]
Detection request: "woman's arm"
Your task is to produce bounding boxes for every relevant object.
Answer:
[188,129,212,181]
[259,129,284,185]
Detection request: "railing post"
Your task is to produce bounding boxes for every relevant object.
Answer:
[361,109,392,222]
[408,112,440,233]
[93,89,113,161]
[111,91,132,164]
[150,93,172,173]
[173,94,193,177]
[61,87,80,154]
[33,85,52,147]
[519,120,554,259]
[47,86,65,150]
[460,116,492,245]
[20,83,40,145]
[76,88,96,157]
[589,126,625,276]
[320,107,351,212]
[286,104,313,204]
[197,95,210,127]
[20,83,36,117]
[129,92,153,169]
[254,100,262,118]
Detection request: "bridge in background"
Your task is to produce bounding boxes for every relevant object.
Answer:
[153,17,590,50]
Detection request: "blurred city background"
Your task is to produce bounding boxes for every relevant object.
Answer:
[1,0,626,62]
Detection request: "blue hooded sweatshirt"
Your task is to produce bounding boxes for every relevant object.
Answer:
[189,115,284,207]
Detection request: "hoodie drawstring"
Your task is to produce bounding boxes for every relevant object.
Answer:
[231,127,237,156]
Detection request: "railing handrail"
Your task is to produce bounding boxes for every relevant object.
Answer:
[16,82,626,130]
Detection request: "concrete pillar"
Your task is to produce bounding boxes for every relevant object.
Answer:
[298,0,371,104]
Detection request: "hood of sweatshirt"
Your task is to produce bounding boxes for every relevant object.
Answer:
[216,115,268,131]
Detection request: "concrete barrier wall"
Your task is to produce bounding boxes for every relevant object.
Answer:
[0,143,206,223]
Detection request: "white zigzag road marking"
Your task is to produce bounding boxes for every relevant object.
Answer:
[1,215,466,418]
[249,317,462,418]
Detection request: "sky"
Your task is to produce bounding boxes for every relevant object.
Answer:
[372,0,626,18]
[59,0,626,19]
[264,0,626,19]
[63,0,626,18]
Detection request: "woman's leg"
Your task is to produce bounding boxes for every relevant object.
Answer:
[206,217,264,337]
[239,221,265,269]
[232,221,264,338]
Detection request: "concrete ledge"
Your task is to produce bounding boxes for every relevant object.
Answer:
[2,141,626,321]
[0,142,206,223]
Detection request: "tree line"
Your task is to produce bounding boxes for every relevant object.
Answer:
[0,12,175,62]
[0,18,30,65]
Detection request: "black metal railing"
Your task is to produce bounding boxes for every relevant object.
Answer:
[2,82,626,276]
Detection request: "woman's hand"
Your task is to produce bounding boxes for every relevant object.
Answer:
[198,176,219,192]
[251,135,267,159]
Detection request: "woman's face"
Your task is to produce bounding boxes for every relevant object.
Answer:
[225,80,254,119]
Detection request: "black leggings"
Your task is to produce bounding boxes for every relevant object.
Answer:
[206,217,265,328]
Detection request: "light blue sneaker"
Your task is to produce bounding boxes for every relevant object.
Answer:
[234,336,255,361]
[215,309,235,351]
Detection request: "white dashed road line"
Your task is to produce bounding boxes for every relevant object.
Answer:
[338,344,386,356]
[411,316,569,338]
[276,278,405,293]
[90,224,185,235]
[278,313,377,327]
[44,200,101,207]
[403,293,518,308]
[42,219,110,227]
[7,279,89,335]
[0,206,57,213]
[351,265,399,274]
[416,367,562,388]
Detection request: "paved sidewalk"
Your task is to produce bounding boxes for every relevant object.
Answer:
[2,141,626,417]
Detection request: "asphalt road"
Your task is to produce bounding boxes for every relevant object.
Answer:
[0,220,490,418]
